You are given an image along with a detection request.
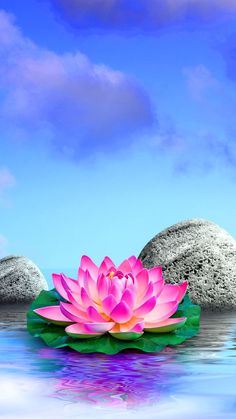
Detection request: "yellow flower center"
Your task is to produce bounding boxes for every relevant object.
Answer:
[108,271,115,279]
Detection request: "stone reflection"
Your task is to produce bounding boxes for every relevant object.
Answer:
[177,311,236,358]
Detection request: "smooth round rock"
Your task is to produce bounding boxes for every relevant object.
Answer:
[138,219,236,310]
[0,255,48,303]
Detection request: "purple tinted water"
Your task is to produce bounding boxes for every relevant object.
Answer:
[0,304,236,418]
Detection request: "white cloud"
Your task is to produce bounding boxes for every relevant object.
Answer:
[0,10,154,159]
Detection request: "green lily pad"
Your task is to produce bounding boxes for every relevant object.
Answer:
[27,289,201,354]
[109,331,144,340]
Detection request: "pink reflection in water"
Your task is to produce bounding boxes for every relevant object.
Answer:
[36,346,184,407]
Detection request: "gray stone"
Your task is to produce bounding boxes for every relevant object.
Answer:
[0,255,48,303]
[138,219,236,310]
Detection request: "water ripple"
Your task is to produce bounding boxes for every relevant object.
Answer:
[1,305,236,418]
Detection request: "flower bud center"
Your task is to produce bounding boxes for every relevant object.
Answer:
[108,271,115,279]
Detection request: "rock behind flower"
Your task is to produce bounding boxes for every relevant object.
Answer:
[0,255,48,303]
[138,219,236,310]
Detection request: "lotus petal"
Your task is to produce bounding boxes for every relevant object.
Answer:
[81,287,94,307]
[98,260,109,275]
[80,255,98,280]
[103,256,115,270]
[142,282,154,303]
[131,322,144,333]
[127,255,137,268]
[83,270,99,303]
[34,306,72,325]
[117,259,132,274]
[117,275,127,291]
[148,266,163,282]
[122,288,135,309]
[135,269,149,299]
[78,267,86,287]
[87,306,108,322]
[153,279,164,297]
[65,323,102,339]
[145,301,179,322]
[157,285,179,304]
[109,280,122,301]
[52,273,69,301]
[110,320,144,340]
[144,317,187,333]
[61,274,80,294]
[84,322,115,333]
[66,289,83,309]
[132,259,143,275]
[134,296,156,317]
[60,302,88,322]
[125,275,134,288]
[97,273,109,299]
[119,318,144,333]
[102,294,117,315]
[110,301,132,323]
[177,281,188,302]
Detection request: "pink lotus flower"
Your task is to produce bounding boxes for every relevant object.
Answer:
[34,256,188,340]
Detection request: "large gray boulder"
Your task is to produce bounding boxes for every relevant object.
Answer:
[0,255,48,303]
[138,219,236,310]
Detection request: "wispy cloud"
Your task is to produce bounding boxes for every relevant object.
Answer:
[221,33,236,82]
[183,65,219,101]
[0,167,15,206]
[0,167,15,191]
[148,111,236,175]
[0,10,154,159]
[50,0,236,33]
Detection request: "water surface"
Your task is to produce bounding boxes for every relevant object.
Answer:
[1,305,236,418]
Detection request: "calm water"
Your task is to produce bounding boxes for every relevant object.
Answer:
[1,305,236,419]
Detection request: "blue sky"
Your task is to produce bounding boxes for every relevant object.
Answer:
[1,0,236,276]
